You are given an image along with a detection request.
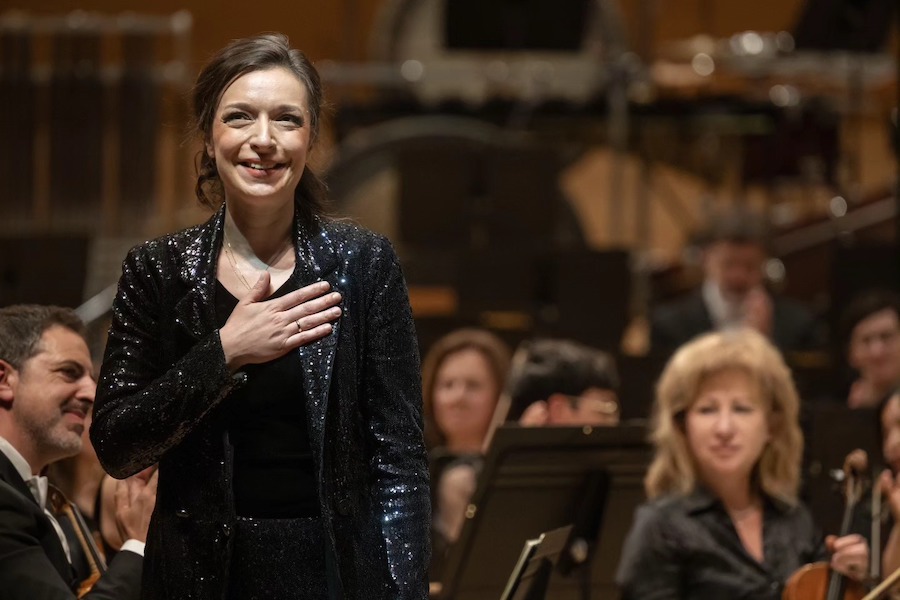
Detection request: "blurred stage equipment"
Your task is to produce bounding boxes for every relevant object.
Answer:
[321,0,639,354]
[322,0,633,107]
[0,10,192,236]
[324,115,633,355]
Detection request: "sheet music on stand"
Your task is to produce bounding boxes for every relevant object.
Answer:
[501,525,574,600]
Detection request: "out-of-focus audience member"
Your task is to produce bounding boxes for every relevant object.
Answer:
[0,304,156,599]
[616,328,868,600]
[841,290,900,409]
[503,338,620,427]
[651,207,822,356]
[422,328,511,454]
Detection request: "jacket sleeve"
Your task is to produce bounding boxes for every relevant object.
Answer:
[361,237,431,599]
[91,245,239,479]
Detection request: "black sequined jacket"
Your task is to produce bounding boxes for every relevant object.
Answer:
[91,206,430,600]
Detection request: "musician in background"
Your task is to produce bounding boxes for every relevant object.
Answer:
[503,338,620,427]
[0,305,154,599]
[422,328,511,454]
[651,208,822,357]
[423,328,510,579]
[431,337,618,577]
[616,329,867,599]
[841,290,900,409]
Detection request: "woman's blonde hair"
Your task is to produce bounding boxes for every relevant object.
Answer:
[645,328,803,504]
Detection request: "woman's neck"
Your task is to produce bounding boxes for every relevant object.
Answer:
[224,205,294,268]
[704,475,758,513]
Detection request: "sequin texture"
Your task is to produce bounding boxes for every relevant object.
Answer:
[91,205,431,599]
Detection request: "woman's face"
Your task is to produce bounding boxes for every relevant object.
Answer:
[207,67,310,212]
[881,394,900,473]
[432,348,499,453]
[685,369,771,488]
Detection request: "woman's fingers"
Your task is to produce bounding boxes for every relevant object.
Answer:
[273,280,333,310]
[285,322,334,348]
[283,291,342,325]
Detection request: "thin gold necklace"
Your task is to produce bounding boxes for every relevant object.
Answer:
[223,233,292,291]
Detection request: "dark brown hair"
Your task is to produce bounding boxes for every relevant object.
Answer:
[192,32,327,227]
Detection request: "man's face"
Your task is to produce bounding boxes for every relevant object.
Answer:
[704,241,766,302]
[2,325,95,467]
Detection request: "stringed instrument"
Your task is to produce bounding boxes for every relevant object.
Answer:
[782,452,868,600]
[48,485,108,598]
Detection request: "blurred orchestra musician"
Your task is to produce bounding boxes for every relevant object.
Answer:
[617,329,868,599]
[651,208,823,357]
[421,328,510,579]
[503,338,620,428]
[430,337,619,577]
[840,291,900,410]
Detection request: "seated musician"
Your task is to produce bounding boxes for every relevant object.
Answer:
[616,328,868,599]
[0,305,155,599]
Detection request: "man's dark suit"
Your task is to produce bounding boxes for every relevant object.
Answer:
[651,290,824,355]
[0,451,143,600]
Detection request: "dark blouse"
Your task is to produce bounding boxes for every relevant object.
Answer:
[215,278,318,518]
[616,488,827,600]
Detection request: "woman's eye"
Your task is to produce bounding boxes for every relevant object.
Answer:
[278,114,304,126]
[223,112,251,123]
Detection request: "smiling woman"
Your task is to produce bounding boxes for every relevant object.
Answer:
[91,33,430,600]
[615,329,870,600]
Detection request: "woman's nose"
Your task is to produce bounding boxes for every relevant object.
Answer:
[249,119,275,149]
[714,411,734,435]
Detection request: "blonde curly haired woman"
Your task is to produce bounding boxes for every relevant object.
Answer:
[616,329,869,599]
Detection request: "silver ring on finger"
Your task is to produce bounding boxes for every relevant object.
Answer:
[295,319,303,333]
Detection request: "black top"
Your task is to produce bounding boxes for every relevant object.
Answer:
[215,277,318,518]
[616,488,827,600]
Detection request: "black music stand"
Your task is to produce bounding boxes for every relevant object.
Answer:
[438,424,651,600]
[501,525,573,600]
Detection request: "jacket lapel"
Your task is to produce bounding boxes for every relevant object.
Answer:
[173,208,223,342]
[0,451,36,508]
[293,218,342,459]
[0,452,72,580]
